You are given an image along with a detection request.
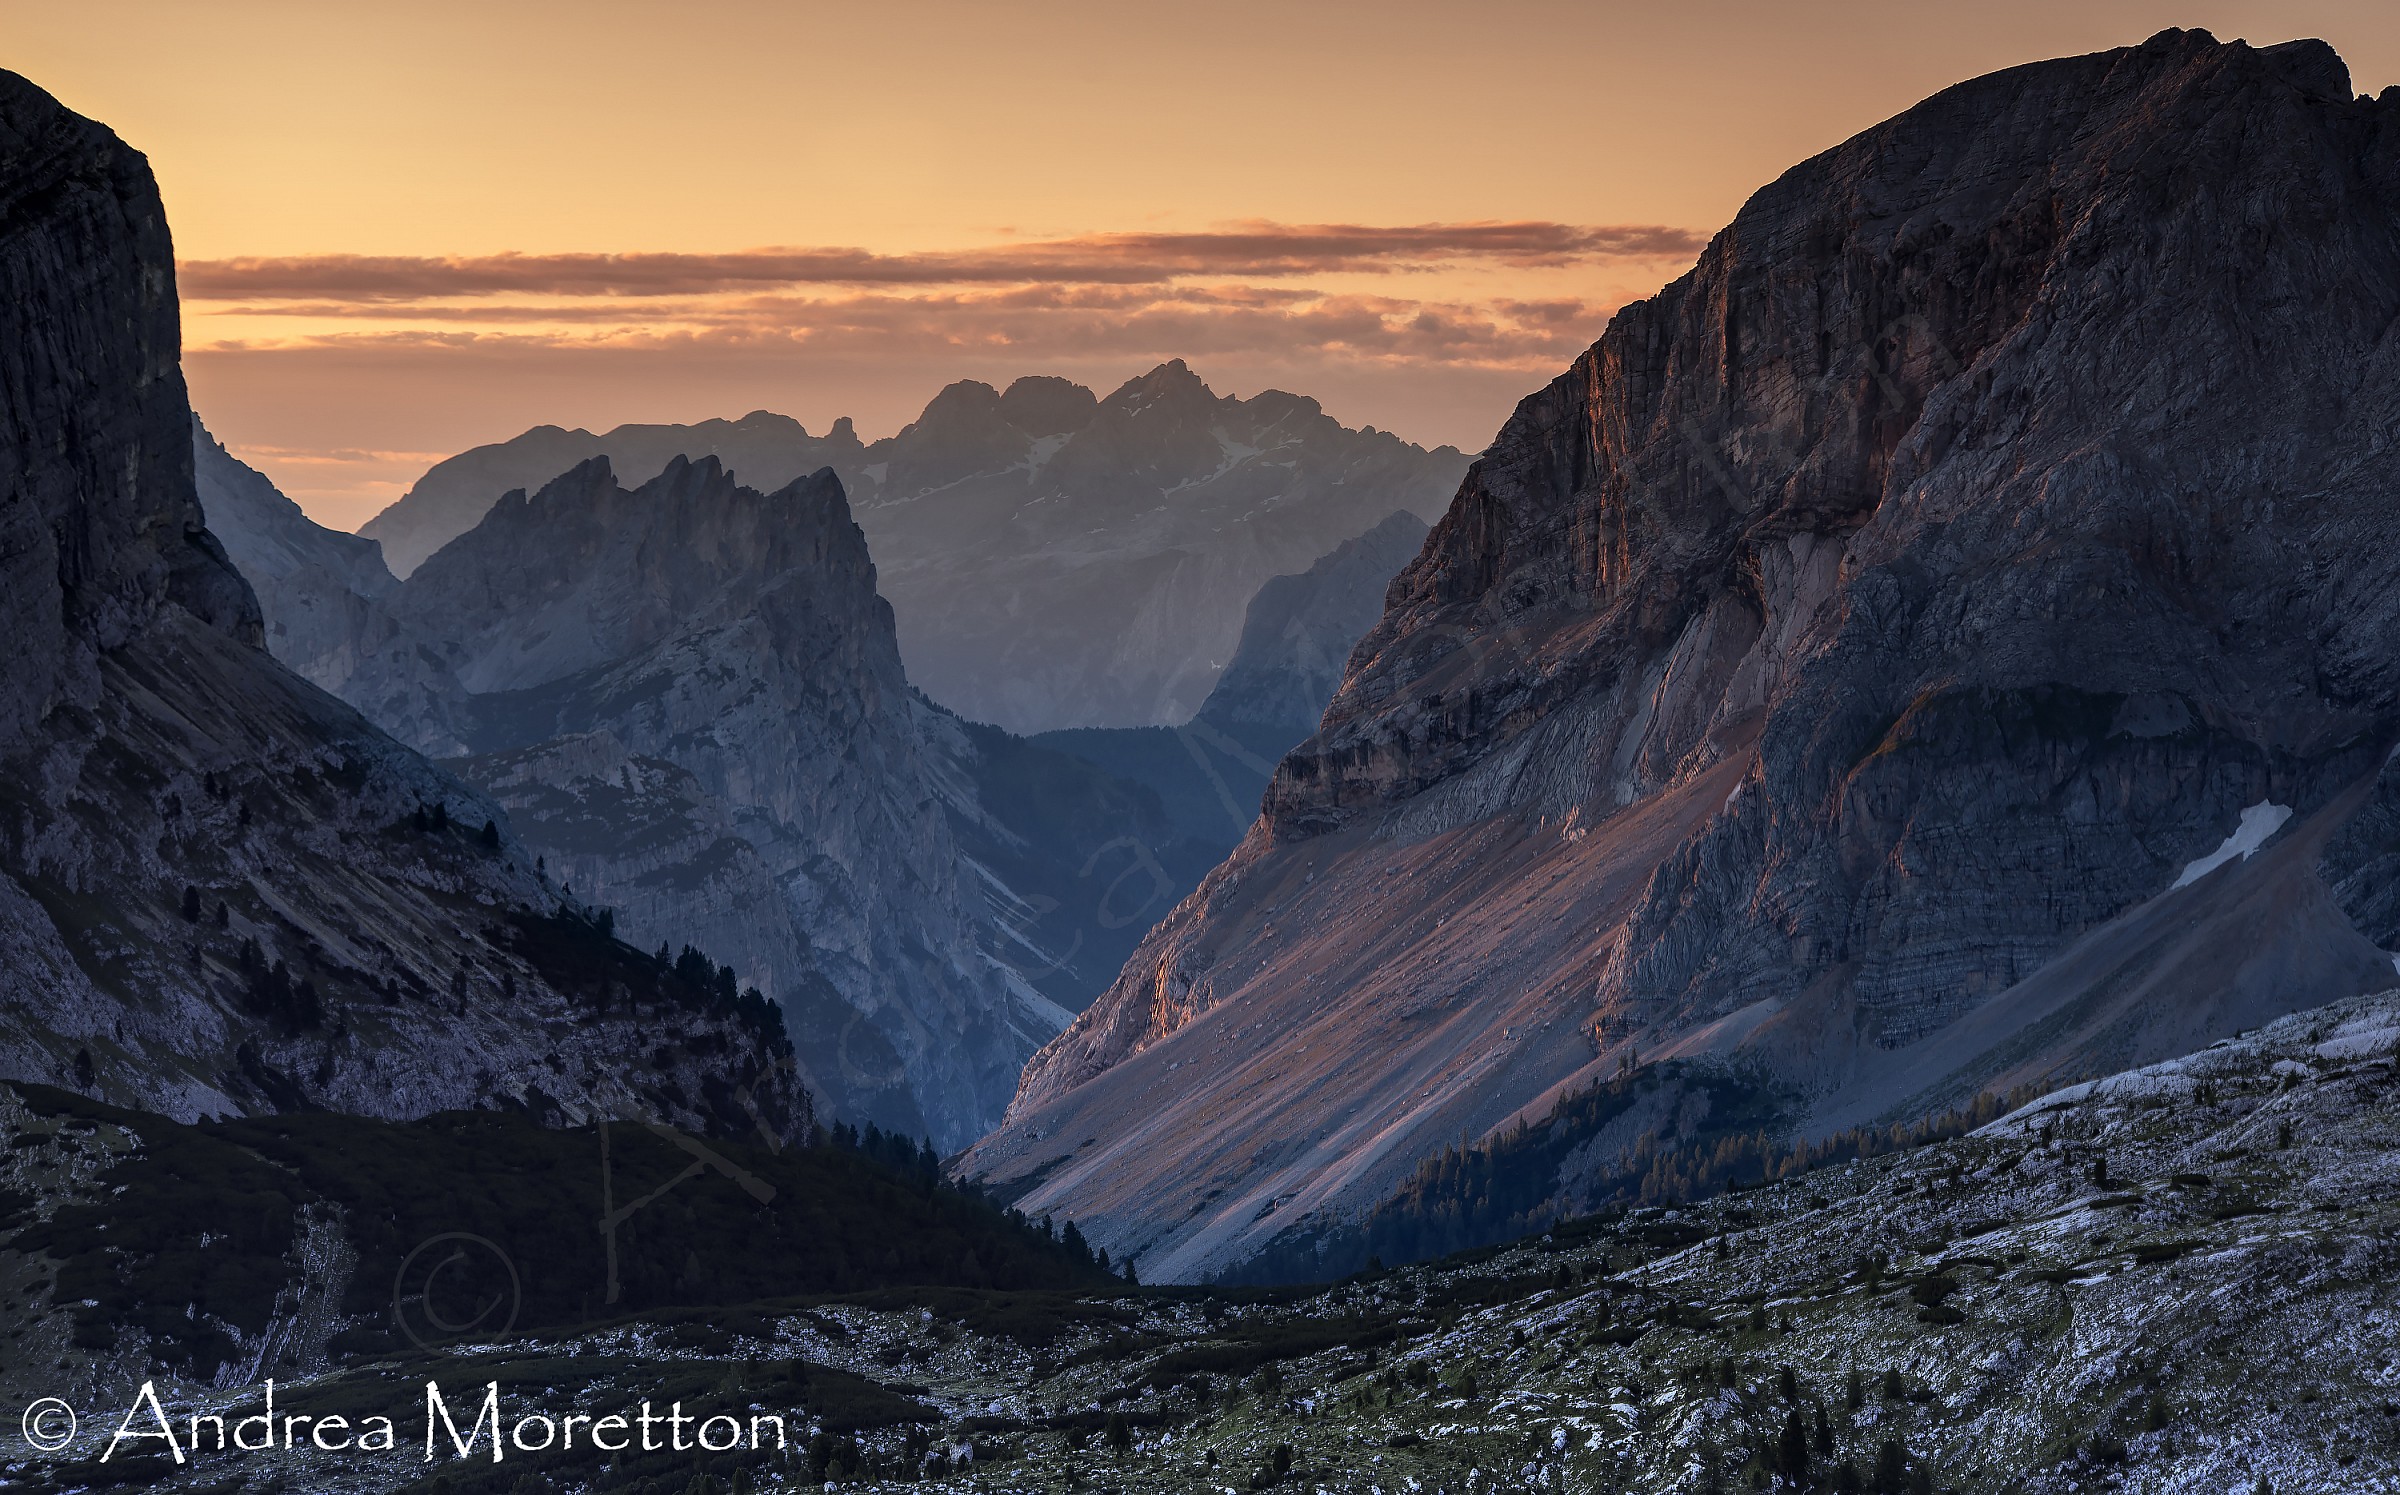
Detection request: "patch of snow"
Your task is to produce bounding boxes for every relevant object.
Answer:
[2171,801,2291,888]
[2312,1025,2400,1062]
[1021,433,1070,473]
[1216,432,1264,468]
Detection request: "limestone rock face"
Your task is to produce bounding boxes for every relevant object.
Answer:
[0,71,257,759]
[964,31,2400,1279]
[355,364,1469,734]
[0,70,804,1137]
[358,456,1074,1146]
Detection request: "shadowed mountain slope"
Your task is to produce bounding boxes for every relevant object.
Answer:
[365,455,1071,1147]
[0,70,804,1136]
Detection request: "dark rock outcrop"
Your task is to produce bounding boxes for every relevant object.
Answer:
[359,410,867,577]
[0,70,804,1135]
[964,31,2400,1278]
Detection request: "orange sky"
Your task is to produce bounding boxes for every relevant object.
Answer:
[8,0,2399,528]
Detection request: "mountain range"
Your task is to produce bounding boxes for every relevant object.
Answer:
[355,365,1468,734]
[197,372,1437,1144]
[10,31,2400,1494]
[197,432,1428,1148]
[0,68,805,1139]
[962,29,2400,1281]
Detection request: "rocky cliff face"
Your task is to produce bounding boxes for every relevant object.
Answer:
[0,70,804,1137]
[355,364,1468,734]
[192,422,401,680]
[349,456,1073,1146]
[962,31,2400,1279]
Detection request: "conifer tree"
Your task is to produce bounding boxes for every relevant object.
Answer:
[1872,1438,1908,1495]
[1778,1408,1810,1486]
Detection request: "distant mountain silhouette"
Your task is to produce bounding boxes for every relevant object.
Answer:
[357,363,1468,734]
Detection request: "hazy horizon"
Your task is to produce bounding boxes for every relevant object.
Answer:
[11,0,2400,528]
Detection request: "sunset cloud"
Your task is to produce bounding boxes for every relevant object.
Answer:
[193,284,1619,371]
[181,221,1705,526]
[179,221,1706,302]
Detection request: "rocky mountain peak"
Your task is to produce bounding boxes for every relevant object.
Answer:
[334,454,1062,1144]
[996,374,1101,436]
[965,31,2400,1280]
[2251,32,2351,99]
[1100,358,1213,416]
[0,68,259,755]
[401,456,871,702]
[351,362,1466,734]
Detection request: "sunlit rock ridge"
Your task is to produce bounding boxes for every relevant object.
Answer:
[964,30,2400,1280]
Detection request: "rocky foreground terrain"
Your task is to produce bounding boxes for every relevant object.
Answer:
[970,29,2400,1279]
[9,993,2394,1494]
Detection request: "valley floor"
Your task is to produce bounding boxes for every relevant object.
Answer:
[10,995,2400,1494]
